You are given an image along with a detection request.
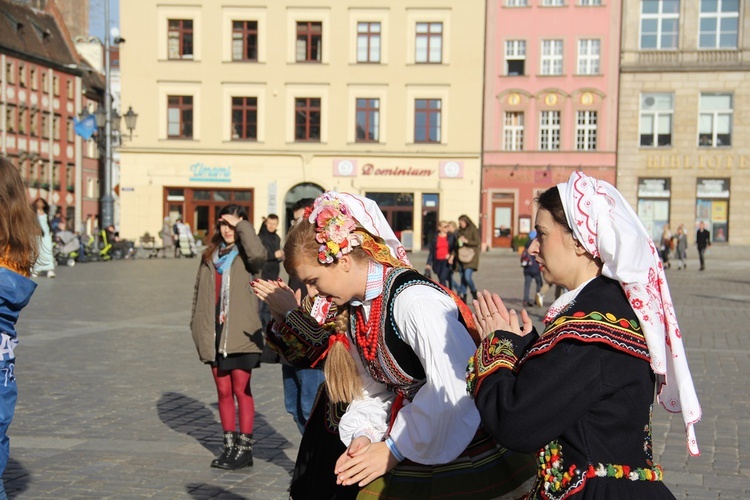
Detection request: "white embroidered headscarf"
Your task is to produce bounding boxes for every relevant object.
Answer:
[545,171,701,457]
[307,191,411,267]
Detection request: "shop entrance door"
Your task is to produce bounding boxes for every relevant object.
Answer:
[491,194,514,248]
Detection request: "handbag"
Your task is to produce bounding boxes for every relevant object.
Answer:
[458,246,475,264]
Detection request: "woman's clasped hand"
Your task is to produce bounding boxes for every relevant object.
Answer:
[471,290,533,340]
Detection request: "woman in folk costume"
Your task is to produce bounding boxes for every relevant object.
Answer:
[190,204,267,470]
[467,171,701,499]
[280,191,535,499]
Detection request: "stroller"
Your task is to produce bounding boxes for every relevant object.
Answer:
[54,230,83,267]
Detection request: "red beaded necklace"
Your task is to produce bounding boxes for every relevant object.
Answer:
[354,268,387,362]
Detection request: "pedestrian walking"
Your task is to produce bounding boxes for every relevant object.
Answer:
[0,157,39,499]
[455,214,481,303]
[161,217,174,254]
[446,220,461,292]
[660,224,673,269]
[31,198,55,278]
[279,192,535,498]
[696,221,711,271]
[467,171,701,499]
[674,224,688,270]
[257,214,284,331]
[425,220,457,289]
[520,231,542,308]
[190,205,266,470]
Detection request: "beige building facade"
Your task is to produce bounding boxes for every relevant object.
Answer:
[118,0,485,250]
[619,0,750,245]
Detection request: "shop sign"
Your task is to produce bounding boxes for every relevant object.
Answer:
[361,163,433,176]
[696,178,730,198]
[645,154,750,171]
[189,162,232,183]
[638,177,670,198]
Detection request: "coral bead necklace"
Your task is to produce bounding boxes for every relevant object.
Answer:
[355,294,383,362]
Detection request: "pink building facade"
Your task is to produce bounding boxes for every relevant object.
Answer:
[482,0,621,249]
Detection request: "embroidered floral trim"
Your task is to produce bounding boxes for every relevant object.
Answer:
[466,332,517,397]
[307,192,362,264]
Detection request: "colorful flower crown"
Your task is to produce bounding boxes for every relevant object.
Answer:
[306,193,362,264]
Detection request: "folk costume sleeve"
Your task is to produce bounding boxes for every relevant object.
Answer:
[265,295,335,367]
[388,285,481,465]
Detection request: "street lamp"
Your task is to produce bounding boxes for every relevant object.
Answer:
[123,107,138,140]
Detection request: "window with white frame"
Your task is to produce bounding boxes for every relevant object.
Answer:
[505,0,528,5]
[539,111,561,150]
[577,39,600,74]
[357,22,381,63]
[576,110,597,150]
[698,0,739,49]
[505,40,526,76]
[698,93,732,147]
[640,0,680,50]
[640,93,673,147]
[542,0,564,5]
[503,112,524,151]
[541,40,563,75]
[579,0,602,5]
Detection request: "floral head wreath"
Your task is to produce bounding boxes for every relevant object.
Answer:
[305,193,363,264]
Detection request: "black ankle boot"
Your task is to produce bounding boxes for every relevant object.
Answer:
[471,290,479,301]
[211,431,236,468]
[217,433,253,470]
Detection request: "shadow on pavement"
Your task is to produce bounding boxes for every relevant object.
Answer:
[186,483,248,499]
[3,458,30,497]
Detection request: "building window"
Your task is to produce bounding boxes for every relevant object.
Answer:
[577,39,600,74]
[542,0,564,5]
[67,117,75,142]
[357,22,381,63]
[415,22,442,64]
[30,67,37,90]
[539,110,561,150]
[296,22,322,62]
[168,19,193,60]
[87,177,94,198]
[356,98,380,143]
[18,108,26,134]
[39,162,47,185]
[66,165,74,191]
[53,114,61,140]
[18,62,26,87]
[5,105,15,133]
[505,40,526,76]
[53,162,61,189]
[698,93,732,147]
[41,113,49,139]
[66,80,74,99]
[232,21,258,61]
[579,0,602,4]
[231,97,257,140]
[576,110,597,150]
[5,62,14,84]
[640,93,673,147]
[167,95,193,139]
[41,70,48,93]
[640,0,680,50]
[541,40,563,75]
[414,99,441,143]
[699,0,739,49]
[30,110,38,137]
[53,75,59,96]
[503,111,524,151]
[294,98,321,142]
[506,0,528,5]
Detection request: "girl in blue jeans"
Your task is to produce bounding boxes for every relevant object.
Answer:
[0,157,39,498]
[455,215,480,302]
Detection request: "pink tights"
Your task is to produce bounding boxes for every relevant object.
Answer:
[211,367,255,434]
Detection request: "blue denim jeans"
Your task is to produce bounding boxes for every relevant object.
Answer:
[458,265,476,297]
[523,273,542,304]
[282,365,326,434]
[0,357,17,499]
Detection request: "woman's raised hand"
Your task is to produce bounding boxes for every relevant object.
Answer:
[220,213,242,227]
[251,279,301,323]
[472,290,532,340]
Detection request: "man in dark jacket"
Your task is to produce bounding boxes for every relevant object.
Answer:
[521,230,542,307]
[696,221,711,271]
[258,214,283,329]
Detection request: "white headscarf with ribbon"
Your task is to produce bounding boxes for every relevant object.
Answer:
[307,191,411,267]
[545,171,701,456]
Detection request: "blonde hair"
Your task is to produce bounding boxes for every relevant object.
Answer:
[285,219,364,403]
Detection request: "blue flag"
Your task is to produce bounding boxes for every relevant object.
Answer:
[74,114,97,140]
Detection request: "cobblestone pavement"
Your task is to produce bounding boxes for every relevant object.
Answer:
[3,245,749,499]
